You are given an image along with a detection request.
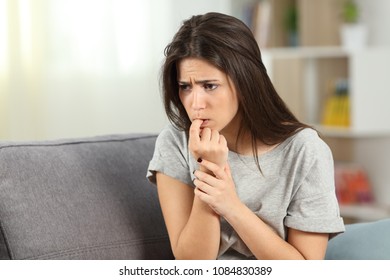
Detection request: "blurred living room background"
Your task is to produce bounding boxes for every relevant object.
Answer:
[1,0,390,223]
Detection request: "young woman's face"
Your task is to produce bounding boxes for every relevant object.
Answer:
[177,57,240,136]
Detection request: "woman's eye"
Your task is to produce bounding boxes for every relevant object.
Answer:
[179,84,191,91]
[204,83,218,91]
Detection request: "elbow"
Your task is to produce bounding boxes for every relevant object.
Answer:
[173,248,218,260]
[172,242,218,260]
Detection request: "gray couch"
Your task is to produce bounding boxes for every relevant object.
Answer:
[0,133,389,260]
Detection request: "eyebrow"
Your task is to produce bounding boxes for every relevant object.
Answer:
[178,79,219,85]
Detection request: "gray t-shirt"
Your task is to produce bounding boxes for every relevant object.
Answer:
[147,124,345,259]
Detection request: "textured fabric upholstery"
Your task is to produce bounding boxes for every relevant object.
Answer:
[1,133,388,260]
[0,134,173,260]
[325,218,390,260]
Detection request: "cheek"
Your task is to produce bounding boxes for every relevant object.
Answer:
[179,94,190,112]
[224,99,239,121]
[225,97,239,114]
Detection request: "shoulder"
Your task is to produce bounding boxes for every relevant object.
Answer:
[148,124,194,186]
[290,128,322,144]
[287,128,331,156]
[279,128,334,172]
[155,123,189,152]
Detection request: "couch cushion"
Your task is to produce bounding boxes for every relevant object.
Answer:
[0,134,173,259]
[325,218,390,260]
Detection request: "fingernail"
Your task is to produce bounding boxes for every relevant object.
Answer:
[197,158,202,163]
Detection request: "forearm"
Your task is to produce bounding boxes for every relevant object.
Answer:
[175,120,226,259]
[174,196,221,259]
[225,203,304,260]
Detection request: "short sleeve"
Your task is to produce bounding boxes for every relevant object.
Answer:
[284,134,345,234]
[146,125,195,187]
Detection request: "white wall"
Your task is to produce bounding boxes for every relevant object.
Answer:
[357,0,390,46]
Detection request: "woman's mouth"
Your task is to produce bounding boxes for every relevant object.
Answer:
[200,119,209,128]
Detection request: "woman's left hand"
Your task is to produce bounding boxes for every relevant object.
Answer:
[193,159,241,217]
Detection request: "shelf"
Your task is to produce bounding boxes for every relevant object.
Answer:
[315,125,390,138]
[263,47,390,136]
[262,46,390,60]
[262,46,348,59]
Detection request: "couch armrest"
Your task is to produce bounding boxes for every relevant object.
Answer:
[325,218,390,259]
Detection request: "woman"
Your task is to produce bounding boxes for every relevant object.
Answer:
[147,12,344,260]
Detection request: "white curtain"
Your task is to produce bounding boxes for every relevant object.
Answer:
[0,0,232,140]
[0,0,173,140]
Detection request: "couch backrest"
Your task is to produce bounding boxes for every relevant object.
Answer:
[0,134,173,259]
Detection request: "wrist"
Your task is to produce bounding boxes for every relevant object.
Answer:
[198,164,214,175]
[222,199,247,222]
[197,157,227,172]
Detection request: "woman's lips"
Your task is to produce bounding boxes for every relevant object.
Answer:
[192,118,210,128]
[200,119,209,128]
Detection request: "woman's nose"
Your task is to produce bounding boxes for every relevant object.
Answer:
[191,89,206,111]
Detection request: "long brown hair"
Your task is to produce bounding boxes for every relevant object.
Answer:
[162,12,311,165]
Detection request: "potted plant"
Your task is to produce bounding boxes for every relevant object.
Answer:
[342,0,359,23]
[340,0,368,50]
[284,3,299,47]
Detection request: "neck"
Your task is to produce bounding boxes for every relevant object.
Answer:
[222,127,254,156]
[222,126,278,157]
[219,114,252,155]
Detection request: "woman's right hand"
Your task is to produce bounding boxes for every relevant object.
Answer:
[188,119,229,169]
